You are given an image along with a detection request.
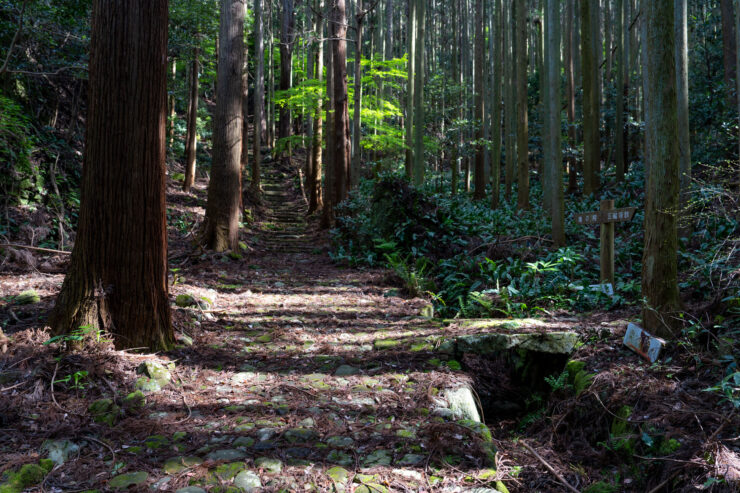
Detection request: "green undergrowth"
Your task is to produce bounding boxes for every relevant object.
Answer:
[332,168,739,320]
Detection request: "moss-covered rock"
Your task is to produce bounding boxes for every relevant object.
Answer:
[0,463,47,493]
[15,289,40,305]
[108,471,148,490]
[123,390,146,409]
[88,399,119,426]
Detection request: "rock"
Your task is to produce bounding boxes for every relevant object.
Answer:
[327,466,349,484]
[137,361,172,386]
[419,304,435,318]
[232,372,257,384]
[255,457,282,473]
[123,390,146,409]
[15,289,40,305]
[355,484,389,493]
[178,333,194,346]
[456,331,578,355]
[326,450,353,466]
[151,476,172,490]
[334,365,359,376]
[175,294,197,307]
[326,436,354,449]
[256,428,277,442]
[374,339,401,350]
[108,471,148,490]
[144,435,169,449]
[0,463,49,493]
[432,407,455,419]
[211,462,246,481]
[298,417,315,428]
[42,439,80,465]
[135,377,161,393]
[443,386,481,423]
[397,454,425,466]
[88,399,119,426]
[175,488,206,493]
[436,339,456,354]
[392,469,423,481]
[233,470,262,491]
[163,456,202,474]
[232,436,255,448]
[205,449,245,461]
[362,449,392,467]
[285,447,313,459]
[284,428,318,443]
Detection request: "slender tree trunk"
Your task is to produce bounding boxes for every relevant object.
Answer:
[615,0,626,182]
[473,0,485,200]
[642,0,681,338]
[308,0,325,214]
[332,0,350,203]
[516,0,529,210]
[737,0,740,192]
[169,57,177,148]
[279,0,295,143]
[321,27,335,229]
[240,19,250,183]
[722,0,737,105]
[545,0,564,246]
[566,0,578,192]
[202,0,245,252]
[504,0,516,199]
[351,0,364,189]
[49,0,173,350]
[451,0,460,195]
[491,0,502,208]
[405,0,416,179]
[675,0,690,212]
[412,0,426,185]
[184,46,200,192]
[253,0,265,193]
[581,0,600,194]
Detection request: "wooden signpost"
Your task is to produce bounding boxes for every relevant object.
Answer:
[575,199,637,286]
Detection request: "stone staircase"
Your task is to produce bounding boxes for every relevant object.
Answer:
[253,165,320,255]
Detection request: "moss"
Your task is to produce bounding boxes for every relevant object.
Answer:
[0,464,47,493]
[15,289,40,305]
[38,459,54,473]
[88,399,119,426]
[374,339,401,350]
[583,481,619,493]
[123,390,146,409]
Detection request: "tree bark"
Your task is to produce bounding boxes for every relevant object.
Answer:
[202,0,245,252]
[253,0,265,193]
[581,0,600,195]
[675,0,690,212]
[184,45,200,193]
[491,0,502,208]
[545,0,564,246]
[412,0,426,185]
[721,0,737,104]
[473,0,485,200]
[351,0,364,189]
[405,0,416,179]
[49,0,173,351]
[279,0,295,143]
[516,0,529,210]
[566,0,578,192]
[615,0,626,182]
[169,57,177,148]
[504,0,516,200]
[308,0,325,214]
[331,0,351,202]
[642,0,681,338]
[451,0,460,195]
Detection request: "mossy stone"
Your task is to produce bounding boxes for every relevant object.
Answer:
[163,456,202,474]
[108,471,148,490]
[15,290,40,305]
[326,466,349,484]
[175,294,197,307]
[0,464,47,493]
[233,470,261,491]
[255,457,282,473]
[373,339,401,350]
[88,399,119,426]
[135,377,161,393]
[123,390,146,409]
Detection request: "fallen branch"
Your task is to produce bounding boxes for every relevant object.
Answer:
[521,440,581,493]
[0,243,71,255]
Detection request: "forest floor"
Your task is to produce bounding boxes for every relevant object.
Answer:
[0,158,738,492]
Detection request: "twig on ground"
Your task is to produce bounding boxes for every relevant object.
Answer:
[645,469,681,493]
[521,440,581,493]
[85,435,116,465]
[0,243,70,255]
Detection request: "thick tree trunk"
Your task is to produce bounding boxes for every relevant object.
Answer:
[615,0,626,182]
[581,0,600,195]
[473,0,485,200]
[321,34,336,229]
[516,0,529,210]
[184,46,200,193]
[405,0,416,179]
[253,0,265,193]
[202,0,245,252]
[642,0,681,338]
[545,0,564,246]
[491,0,502,208]
[49,0,173,351]
[412,0,426,185]
[331,0,351,203]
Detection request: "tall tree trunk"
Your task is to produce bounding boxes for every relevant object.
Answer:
[279,0,295,143]
[504,0,516,199]
[332,0,350,203]
[642,0,681,338]
[308,0,325,214]
[581,0,600,195]
[169,57,177,148]
[451,0,459,195]
[491,0,502,208]
[252,0,265,193]
[566,0,578,192]
[405,0,416,179]
[202,0,245,252]
[412,0,426,185]
[545,0,564,246]
[721,0,737,105]
[241,19,250,183]
[615,0,626,182]
[184,46,200,193]
[351,0,364,189]
[516,0,529,210]
[49,0,173,350]
[737,0,740,192]
[473,0,485,200]
[675,0,690,212]
[321,28,335,229]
